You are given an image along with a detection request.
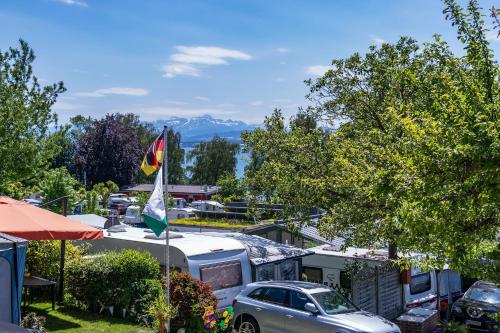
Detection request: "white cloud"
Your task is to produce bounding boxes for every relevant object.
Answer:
[249,100,264,106]
[280,61,287,65]
[171,46,251,64]
[74,87,149,97]
[163,46,251,78]
[194,96,210,101]
[56,0,88,7]
[274,77,286,82]
[162,63,201,78]
[275,47,289,53]
[486,30,499,43]
[305,65,333,76]
[370,35,386,46]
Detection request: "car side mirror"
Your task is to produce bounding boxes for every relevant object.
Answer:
[304,302,319,314]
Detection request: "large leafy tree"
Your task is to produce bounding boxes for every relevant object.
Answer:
[0,40,65,192]
[136,127,185,185]
[165,128,185,184]
[72,113,185,185]
[187,135,240,185]
[244,0,499,279]
[50,115,94,175]
[75,114,144,187]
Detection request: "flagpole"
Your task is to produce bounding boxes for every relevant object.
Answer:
[162,126,170,333]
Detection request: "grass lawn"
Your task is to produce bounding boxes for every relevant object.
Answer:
[171,217,254,229]
[26,302,153,333]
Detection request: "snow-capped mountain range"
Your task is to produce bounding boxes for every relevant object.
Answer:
[152,115,259,145]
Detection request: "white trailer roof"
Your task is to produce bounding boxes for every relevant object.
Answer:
[104,226,245,257]
[309,245,390,262]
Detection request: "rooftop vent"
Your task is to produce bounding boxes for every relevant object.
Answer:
[107,225,128,233]
[144,232,183,240]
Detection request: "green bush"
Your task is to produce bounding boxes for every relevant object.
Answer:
[65,249,160,315]
[131,279,164,324]
[25,240,85,281]
[170,271,218,333]
[441,320,469,333]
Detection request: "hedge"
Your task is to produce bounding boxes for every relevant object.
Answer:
[65,249,160,317]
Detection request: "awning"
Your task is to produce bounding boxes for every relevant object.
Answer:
[223,233,313,266]
[0,197,103,241]
[67,214,119,230]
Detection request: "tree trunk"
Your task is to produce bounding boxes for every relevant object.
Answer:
[388,243,397,259]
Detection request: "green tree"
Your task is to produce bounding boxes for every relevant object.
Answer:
[71,114,185,185]
[165,129,185,184]
[213,173,246,203]
[92,180,119,205]
[50,125,77,174]
[114,114,185,184]
[187,135,240,185]
[38,167,81,213]
[0,40,65,192]
[244,1,499,279]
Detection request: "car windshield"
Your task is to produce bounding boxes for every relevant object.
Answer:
[310,290,358,315]
[464,287,500,305]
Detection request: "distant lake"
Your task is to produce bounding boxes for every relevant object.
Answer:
[182,144,249,179]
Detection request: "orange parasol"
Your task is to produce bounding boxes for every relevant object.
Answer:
[0,196,102,240]
[0,196,103,304]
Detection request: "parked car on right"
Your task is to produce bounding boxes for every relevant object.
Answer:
[450,280,499,333]
[232,281,400,333]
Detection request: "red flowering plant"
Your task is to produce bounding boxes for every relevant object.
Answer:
[170,271,218,332]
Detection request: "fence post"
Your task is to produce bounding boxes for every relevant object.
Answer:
[375,265,380,315]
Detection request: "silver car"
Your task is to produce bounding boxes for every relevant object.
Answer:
[232,281,400,333]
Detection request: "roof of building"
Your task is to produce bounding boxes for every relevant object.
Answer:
[102,226,312,264]
[309,245,390,261]
[104,226,245,257]
[243,218,345,248]
[223,233,313,266]
[122,184,220,195]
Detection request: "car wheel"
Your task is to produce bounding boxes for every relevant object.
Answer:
[237,315,259,333]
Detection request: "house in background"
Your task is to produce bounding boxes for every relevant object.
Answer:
[122,184,219,202]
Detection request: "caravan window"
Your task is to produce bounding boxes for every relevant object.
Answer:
[200,261,242,291]
[278,260,298,280]
[256,263,275,281]
[303,266,322,283]
[410,272,431,295]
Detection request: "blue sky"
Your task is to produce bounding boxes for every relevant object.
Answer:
[1,0,499,124]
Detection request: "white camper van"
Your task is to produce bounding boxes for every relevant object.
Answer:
[85,226,312,308]
[191,200,225,212]
[302,245,439,311]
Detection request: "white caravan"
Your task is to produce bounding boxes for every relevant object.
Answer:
[84,226,312,308]
[302,245,443,311]
[191,200,225,212]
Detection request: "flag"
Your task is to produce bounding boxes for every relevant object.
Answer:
[142,166,167,236]
[141,132,165,176]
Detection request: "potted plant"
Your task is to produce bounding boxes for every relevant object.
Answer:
[146,294,177,333]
